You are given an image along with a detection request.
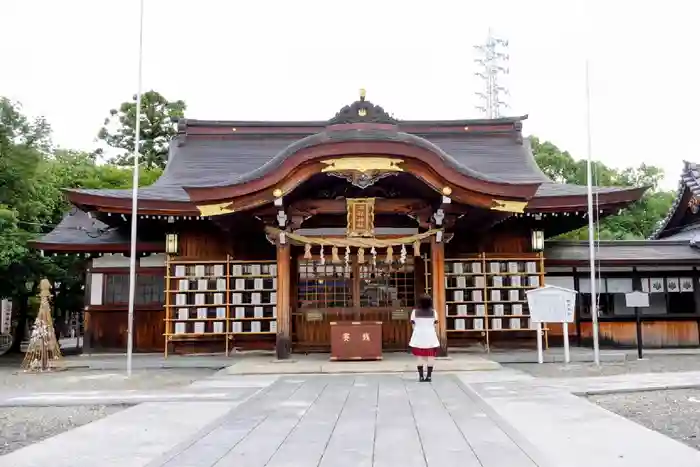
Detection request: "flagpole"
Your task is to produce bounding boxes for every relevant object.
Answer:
[585,58,601,366]
[126,0,145,378]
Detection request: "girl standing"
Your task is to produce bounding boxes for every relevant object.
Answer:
[409,294,440,382]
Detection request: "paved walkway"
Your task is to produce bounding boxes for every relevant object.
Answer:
[223,352,500,375]
[5,367,700,466]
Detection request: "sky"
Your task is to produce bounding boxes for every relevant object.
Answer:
[2,0,698,189]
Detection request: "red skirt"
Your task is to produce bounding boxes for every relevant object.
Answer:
[411,347,438,357]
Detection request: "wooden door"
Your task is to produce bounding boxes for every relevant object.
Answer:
[292,252,422,352]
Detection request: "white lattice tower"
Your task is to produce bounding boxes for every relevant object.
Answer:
[474,28,510,119]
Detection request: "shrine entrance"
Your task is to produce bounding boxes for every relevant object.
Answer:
[292,249,431,352]
[268,168,446,354]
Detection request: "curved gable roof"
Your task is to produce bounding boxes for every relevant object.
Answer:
[650,161,700,239]
[64,97,644,212]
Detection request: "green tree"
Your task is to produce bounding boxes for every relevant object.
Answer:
[97,90,186,170]
[1,97,165,351]
[530,136,674,240]
[0,98,53,276]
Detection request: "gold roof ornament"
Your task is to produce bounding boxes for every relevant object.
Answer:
[490,199,528,213]
[197,201,235,217]
[321,157,403,173]
[359,88,367,101]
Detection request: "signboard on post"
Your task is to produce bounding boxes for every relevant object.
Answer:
[526,285,578,364]
[626,291,650,359]
[1,299,11,334]
[625,291,649,308]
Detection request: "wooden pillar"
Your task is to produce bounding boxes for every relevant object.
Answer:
[276,241,292,359]
[430,236,448,356]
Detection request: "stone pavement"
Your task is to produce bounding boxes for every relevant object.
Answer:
[223,352,500,375]
[150,374,539,467]
[5,368,700,466]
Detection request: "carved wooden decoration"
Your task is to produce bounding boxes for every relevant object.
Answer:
[328,91,398,125]
[321,157,403,189]
[689,196,700,214]
[346,198,376,237]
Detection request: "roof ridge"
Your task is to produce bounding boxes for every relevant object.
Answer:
[648,161,700,239]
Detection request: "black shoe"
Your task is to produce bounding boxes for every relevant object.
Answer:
[425,366,433,382]
[417,365,425,382]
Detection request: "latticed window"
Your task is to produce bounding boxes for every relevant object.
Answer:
[297,260,352,308]
[359,257,415,308]
[297,254,417,309]
[103,274,165,305]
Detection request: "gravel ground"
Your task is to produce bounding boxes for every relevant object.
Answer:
[0,358,218,457]
[505,355,700,378]
[0,404,131,455]
[590,389,700,451]
[0,367,216,393]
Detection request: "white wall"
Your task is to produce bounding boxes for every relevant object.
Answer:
[91,254,130,268]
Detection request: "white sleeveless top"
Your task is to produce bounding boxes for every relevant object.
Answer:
[409,309,440,349]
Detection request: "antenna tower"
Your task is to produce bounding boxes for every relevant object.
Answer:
[474,29,510,119]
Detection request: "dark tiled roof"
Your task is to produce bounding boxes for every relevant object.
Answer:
[649,161,700,239]
[188,129,546,189]
[31,210,127,246]
[545,240,700,263]
[31,210,166,251]
[534,183,628,197]
[658,222,700,243]
[68,128,633,202]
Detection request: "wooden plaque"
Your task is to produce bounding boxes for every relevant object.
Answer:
[391,309,409,320]
[346,198,375,237]
[305,310,324,322]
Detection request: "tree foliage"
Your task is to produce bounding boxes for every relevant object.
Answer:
[530,136,675,240]
[0,96,164,351]
[97,90,186,170]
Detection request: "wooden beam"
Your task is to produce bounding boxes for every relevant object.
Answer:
[430,236,448,356]
[275,241,292,359]
[255,198,431,216]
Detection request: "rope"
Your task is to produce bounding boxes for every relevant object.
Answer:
[265,227,440,248]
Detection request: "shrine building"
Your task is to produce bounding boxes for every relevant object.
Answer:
[32,93,700,357]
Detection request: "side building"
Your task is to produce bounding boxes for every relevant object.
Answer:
[32,95,655,356]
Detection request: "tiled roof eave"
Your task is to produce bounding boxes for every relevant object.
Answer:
[648,161,700,239]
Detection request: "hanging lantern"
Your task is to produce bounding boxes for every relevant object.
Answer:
[531,230,545,251]
[165,233,179,255]
[358,247,365,264]
[304,243,312,259]
[413,239,421,256]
